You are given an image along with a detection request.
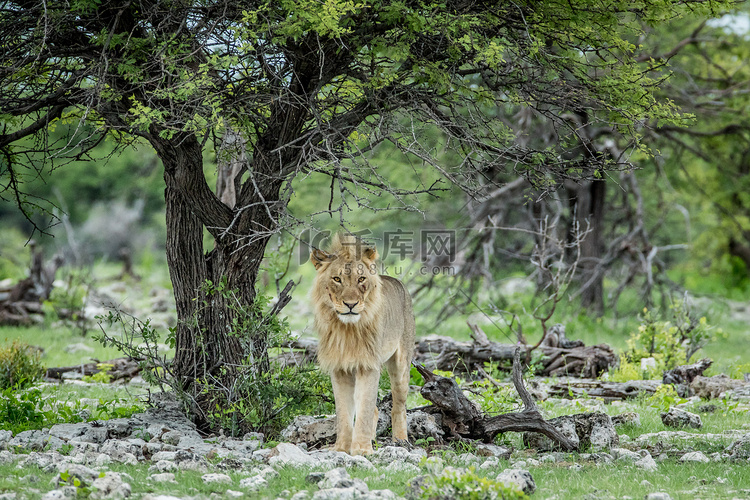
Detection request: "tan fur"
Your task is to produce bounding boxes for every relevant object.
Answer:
[310,234,416,455]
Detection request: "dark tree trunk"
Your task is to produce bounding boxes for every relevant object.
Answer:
[568,177,606,314]
[151,132,281,427]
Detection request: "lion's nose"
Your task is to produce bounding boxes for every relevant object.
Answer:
[343,301,359,311]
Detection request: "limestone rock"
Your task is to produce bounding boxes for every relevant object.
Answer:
[610,412,641,428]
[727,434,750,461]
[644,493,672,500]
[148,473,176,484]
[635,454,658,472]
[370,446,423,466]
[239,475,268,492]
[48,424,108,445]
[661,407,702,429]
[611,448,642,463]
[201,473,232,485]
[268,443,316,468]
[523,412,617,452]
[41,487,77,500]
[495,468,536,495]
[90,472,132,499]
[281,415,336,447]
[679,451,710,463]
[691,375,744,399]
[406,411,444,442]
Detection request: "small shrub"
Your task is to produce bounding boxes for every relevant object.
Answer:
[0,341,45,390]
[623,299,716,373]
[412,467,528,500]
[82,363,114,384]
[647,384,687,412]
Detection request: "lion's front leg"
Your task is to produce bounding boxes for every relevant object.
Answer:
[386,350,410,442]
[331,369,355,453]
[350,368,380,456]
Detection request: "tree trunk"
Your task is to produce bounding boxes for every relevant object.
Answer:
[568,177,606,314]
[154,132,278,429]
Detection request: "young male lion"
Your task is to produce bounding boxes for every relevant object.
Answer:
[310,234,415,456]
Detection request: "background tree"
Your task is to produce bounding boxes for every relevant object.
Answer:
[0,0,728,430]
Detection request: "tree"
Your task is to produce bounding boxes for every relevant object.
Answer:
[0,0,728,431]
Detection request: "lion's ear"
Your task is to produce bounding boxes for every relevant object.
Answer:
[362,246,379,264]
[310,248,335,270]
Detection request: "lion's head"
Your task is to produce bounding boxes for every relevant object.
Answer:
[310,234,383,326]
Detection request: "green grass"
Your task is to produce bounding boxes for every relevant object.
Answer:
[0,325,125,369]
[536,461,750,500]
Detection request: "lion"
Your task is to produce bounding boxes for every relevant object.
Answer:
[310,234,416,456]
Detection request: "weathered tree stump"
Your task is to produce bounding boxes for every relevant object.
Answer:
[663,358,713,397]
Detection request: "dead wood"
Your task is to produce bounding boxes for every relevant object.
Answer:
[274,337,319,367]
[662,357,712,388]
[548,379,661,401]
[0,244,64,325]
[414,347,577,451]
[45,357,141,381]
[414,333,617,378]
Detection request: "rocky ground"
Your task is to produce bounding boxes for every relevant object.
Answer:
[0,386,748,500]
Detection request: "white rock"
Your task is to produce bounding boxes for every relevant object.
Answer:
[661,407,702,429]
[479,457,499,470]
[148,460,177,473]
[319,468,362,490]
[250,466,279,480]
[41,487,77,500]
[635,454,658,472]
[201,473,232,485]
[679,451,710,463]
[384,461,419,474]
[150,451,177,462]
[641,357,657,371]
[148,473,176,483]
[611,448,642,463]
[90,472,132,499]
[370,446,421,465]
[225,491,244,498]
[495,468,536,495]
[239,475,267,491]
[268,443,315,468]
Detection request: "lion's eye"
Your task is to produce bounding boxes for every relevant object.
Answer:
[332,276,341,283]
[358,276,366,283]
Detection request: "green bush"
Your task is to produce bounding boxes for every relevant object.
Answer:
[622,299,715,373]
[198,280,334,437]
[0,340,45,390]
[410,467,528,500]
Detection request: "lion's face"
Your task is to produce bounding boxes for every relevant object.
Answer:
[310,241,380,325]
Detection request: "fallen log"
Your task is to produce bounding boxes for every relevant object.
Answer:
[548,379,661,401]
[45,357,141,382]
[415,347,577,451]
[414,332,617,378]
